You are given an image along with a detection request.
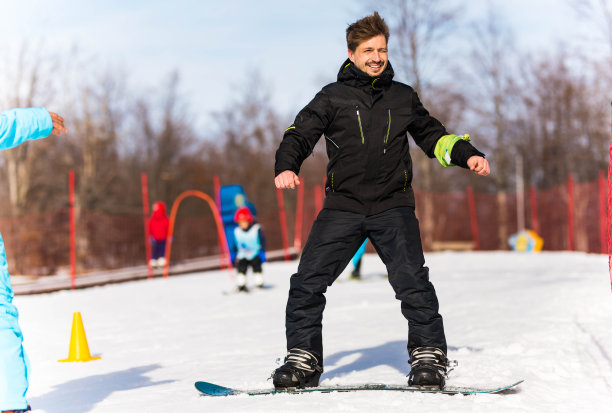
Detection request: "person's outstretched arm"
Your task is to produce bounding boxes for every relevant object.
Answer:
[0,107,67,151]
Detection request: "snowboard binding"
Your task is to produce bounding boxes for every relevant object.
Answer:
[408,347,453,389]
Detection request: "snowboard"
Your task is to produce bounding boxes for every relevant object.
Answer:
[195,379,523,396]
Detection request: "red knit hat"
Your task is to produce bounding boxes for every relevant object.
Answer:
[234,206,253,224]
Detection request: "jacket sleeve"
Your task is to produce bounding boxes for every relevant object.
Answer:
[0,107,53,151]
[406,92,485,168]
[450,140,486,168]
[275,90,332,176]
[406,91,448,158]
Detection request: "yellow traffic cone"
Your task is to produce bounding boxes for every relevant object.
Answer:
[58,312,101,362]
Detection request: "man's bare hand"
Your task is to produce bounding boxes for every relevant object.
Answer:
[467,156,490,176]
[49,112,67,135]
[275,170,301,189]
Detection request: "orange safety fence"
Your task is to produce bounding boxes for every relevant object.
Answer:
[0,173,608,276]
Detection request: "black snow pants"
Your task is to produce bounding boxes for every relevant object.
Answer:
[285,206,446,360]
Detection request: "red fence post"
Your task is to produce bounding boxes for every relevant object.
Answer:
[294,177,304,251]
[466,186,480,251]
[567,173,575,251]
[276,187,291,261]
[529,185,540,235]
[141,172,153,279]
[69,170,76,289]
[608,102,612,290]
[600,170,607,254]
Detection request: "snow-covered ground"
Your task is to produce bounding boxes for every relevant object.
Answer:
[14,251,612,412]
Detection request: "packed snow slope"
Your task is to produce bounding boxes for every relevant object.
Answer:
[14,251,612,412]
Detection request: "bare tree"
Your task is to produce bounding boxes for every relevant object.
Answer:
[519,52,607,186]
[465,6,519,249]
[211,72,284,213]
[571,0,612,54]
[0,41,59,215]
[130,71,199,205]
[73,71,125,211]
[378,0,461,95]
[371,0,464,249]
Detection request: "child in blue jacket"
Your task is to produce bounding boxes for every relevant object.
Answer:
[0,108,67,413]
[232,206,266,292]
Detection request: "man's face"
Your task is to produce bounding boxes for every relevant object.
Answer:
[347,34,388,77]
[238,219,250,230]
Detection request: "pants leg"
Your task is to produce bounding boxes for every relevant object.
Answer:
[152,240,166,260]
[0,303,30,411]
[0,233,29,411]
[251,256,262,273]
[286,209,366,358]
[365,207,447,354]
[236,259,249,275]
[251,257,264,287]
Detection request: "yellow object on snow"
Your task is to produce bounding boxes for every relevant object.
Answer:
[58,312,101,362]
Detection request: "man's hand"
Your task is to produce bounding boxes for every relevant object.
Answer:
[49,112,68,135]
[275,170,301,189]
[467,156,490,176]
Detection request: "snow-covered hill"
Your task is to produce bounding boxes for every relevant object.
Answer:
[14,251,612,412]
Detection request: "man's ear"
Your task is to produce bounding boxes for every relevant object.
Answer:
[348,49,355,63]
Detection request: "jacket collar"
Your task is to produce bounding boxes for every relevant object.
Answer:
[337,58,394,91]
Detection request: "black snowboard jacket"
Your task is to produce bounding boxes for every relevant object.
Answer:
[275,59,484,216]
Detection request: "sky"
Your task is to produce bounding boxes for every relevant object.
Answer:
[0,0,603,131]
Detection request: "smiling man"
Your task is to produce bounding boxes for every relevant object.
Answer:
[272,12,490,391]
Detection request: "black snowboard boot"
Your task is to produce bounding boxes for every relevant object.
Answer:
[272,348,323,390]
[408,347,448,389]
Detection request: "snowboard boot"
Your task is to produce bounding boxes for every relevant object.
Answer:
[272,348,323,390]
[408,346,448,389]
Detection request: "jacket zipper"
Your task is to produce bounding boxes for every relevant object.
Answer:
[384,109,391,154]
[356,106,365,144]
[403,169,408,192]
[331,172,335,192]
[325,136,339,148]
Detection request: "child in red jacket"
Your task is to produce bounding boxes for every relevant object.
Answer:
[148,201,169,268]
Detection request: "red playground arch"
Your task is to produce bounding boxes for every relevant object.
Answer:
[163,190,232,278]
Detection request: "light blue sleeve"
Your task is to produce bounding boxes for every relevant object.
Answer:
[0,107,53,151]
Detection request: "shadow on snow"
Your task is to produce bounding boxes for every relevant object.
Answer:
[322,341,482,380]
[322,340,408,380]
[29,364,173,413]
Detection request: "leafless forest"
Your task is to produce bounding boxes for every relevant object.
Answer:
[1,0,611,274]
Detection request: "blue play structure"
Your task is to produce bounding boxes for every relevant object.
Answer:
[219,185,265,264]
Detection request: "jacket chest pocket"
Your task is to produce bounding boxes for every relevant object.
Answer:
[383,108,391,153]
[326,170,339,193]
[355,105,365,144]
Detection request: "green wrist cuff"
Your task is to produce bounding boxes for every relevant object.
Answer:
[434,133,471,167]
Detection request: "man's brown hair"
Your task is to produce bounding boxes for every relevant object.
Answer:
[346,11,390,52]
